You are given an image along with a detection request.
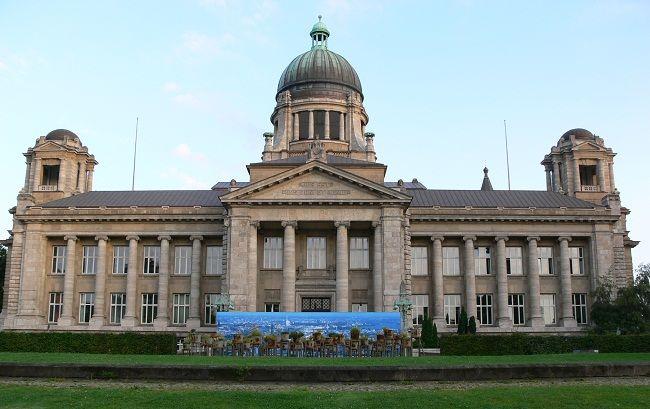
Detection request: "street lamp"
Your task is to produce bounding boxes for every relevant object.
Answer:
[393,280,413,331]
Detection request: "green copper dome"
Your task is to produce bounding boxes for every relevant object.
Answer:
[310,15,330,37]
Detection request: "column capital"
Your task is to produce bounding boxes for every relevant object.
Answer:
[334,220,351,228]
[558,236,572,243]
[126,235,140,241]
[281,220,298,228]
[430,235,445,242]
[250,220,260,229]
[526,236,541,243]
[94,235,109,242]
[157,235,171,242]
[495,236,509,242]
[462,236,477,242]
[64,235,78,242]
[189,235,204,242]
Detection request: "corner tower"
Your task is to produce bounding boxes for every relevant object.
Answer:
[263,17,375,162]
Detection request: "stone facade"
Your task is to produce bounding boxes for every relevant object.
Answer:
[0,19,639,334]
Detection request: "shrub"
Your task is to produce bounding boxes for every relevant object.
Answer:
[468,316,477,335]
[457,308,468,335]
[0,332,177,355]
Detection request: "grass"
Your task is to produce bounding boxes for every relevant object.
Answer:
[0,351,648,367]
[0,384,648,408]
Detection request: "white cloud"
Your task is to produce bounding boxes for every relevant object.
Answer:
[242,0,278,26]
[162,82,181,93]
[181,31,235,56]
[198,0,230,8]
[172,143,208,164]
[161,166,210,190]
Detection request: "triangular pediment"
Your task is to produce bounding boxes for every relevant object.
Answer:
[34,141,68,152]
[573,140,605,152]
[220,161,411,205]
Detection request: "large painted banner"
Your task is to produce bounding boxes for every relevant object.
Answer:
[216,312,401,337]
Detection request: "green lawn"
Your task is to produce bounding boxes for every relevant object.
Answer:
[0,351,648,367]
[0,384,648,408]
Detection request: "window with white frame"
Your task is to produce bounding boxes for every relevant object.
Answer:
[444,294,462,325]
[263,237,283,269]
[141,293,158,324]
[572,293,588,324]
[51,245,66,275]
[506,247,523,275]
[265,302,280,312]
[349,237,369,269]
[110,293,126,324]
[411,294,429,325]
[172,293,190,325]
[570,247,585,275]
[540,293,556,325]
[206,246,223,275]
[476,294,493,325]
[82,245,98,275]
[205,293,226,325]
[48,292,63,323]
[113,245,129,275]
[174,246,192,275]
[411,246,428,276]
[143,246,160,275]
[352,303,368,312]
[538,247,554,275]
[474,247,491,275]
[508,294,525,325]
[443,247,460,276]
[78,292,95,324]
[306,237,326,269]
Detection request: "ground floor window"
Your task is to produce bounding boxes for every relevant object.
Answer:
[541,293,556,325]
[264,302,280,312]
[48,292,63,323]
[352,303,368,312]
[444,294,461,325]
[572,293,588,324]
[411,294,429,325]
[172,293,190,325]
[204,293,224,325]
[301,297,331,312]
[110,293,126,324]
[476,294,493,325]
[141,293,158,324]
[508,294,525,325]
[78,292,95,324]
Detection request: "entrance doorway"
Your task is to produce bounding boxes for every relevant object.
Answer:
[301,297,332,312]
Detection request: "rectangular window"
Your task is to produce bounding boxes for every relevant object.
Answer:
[112,246,129,275]
[78,292,95,324]
[506,247,523,275]
[538,247,554,275]
[476,294,493,325]
[51,245,66,275]
[205,293,226,325]
[110,293,126,325]
[265,302,280,312]
[411,246,428,276]
[48,292,63,323]
[174,246,192,275]
[411,294,429,325]
[349,237,369,269]
[474,247,491,275]
[306,237,326,269]
[444,294,462,325]
[172,293,190,325]
[143,246,160,275]
[572,293,588,324]
[570,247,585,275]
[540,293,556,325]
[141,293,158,324]
[352,303,368,312]
[263,237,283,269]
[206,246,223,275]
[82,245,98,275]
[508,293,525,325]
[443,247,460,276]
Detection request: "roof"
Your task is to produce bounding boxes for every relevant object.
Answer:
[384,181,427,189]
[40,190,227,208]
[211,181,250,190]
[250,154,384,167]
[407,189,597,209]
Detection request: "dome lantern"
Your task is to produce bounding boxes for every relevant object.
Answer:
[310,15,329,49]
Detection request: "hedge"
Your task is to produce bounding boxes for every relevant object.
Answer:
[440,334,650,355]
[0,332,177,355]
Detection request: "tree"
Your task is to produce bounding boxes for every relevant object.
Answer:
[431,322,439,348]
[0,245,6,313]
[468,316,477,334]
[457,308,468,335]
[420,314,434,347]
[590,276,619,334]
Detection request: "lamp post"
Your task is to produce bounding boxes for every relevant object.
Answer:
[213,293,235,326]
[393,280,413,332]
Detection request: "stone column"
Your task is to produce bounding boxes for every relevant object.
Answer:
[495,236,511,328]
[335,221,350,312]
[58,235,78,326]
[339,113,345,141]
[324,110,330,139]
[308,110,314,139]
[372,222,383,311]
[23,157,32,192]
[558,237,577,327]
[597,159,607,191]
[431,236,445,327]
[187,236,203,328]
[154,236,171,329]
[248,221,260,312]
[526,237,544,327]
[609,162,616,191]
[122,235,139,327]
[545,167,552,191]
[89,236,108,328]
[86,169,94,191]
[293,113,299,141]
[573,159,581,194]
[281,221,297,311]
[553,161,561,192]
[463,236,477,321]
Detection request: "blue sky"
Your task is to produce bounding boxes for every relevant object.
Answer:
[1,0,649,265]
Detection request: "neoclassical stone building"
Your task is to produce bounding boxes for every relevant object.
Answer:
[0,19,638,334]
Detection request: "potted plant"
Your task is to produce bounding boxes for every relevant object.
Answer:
[350,327,361,340]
